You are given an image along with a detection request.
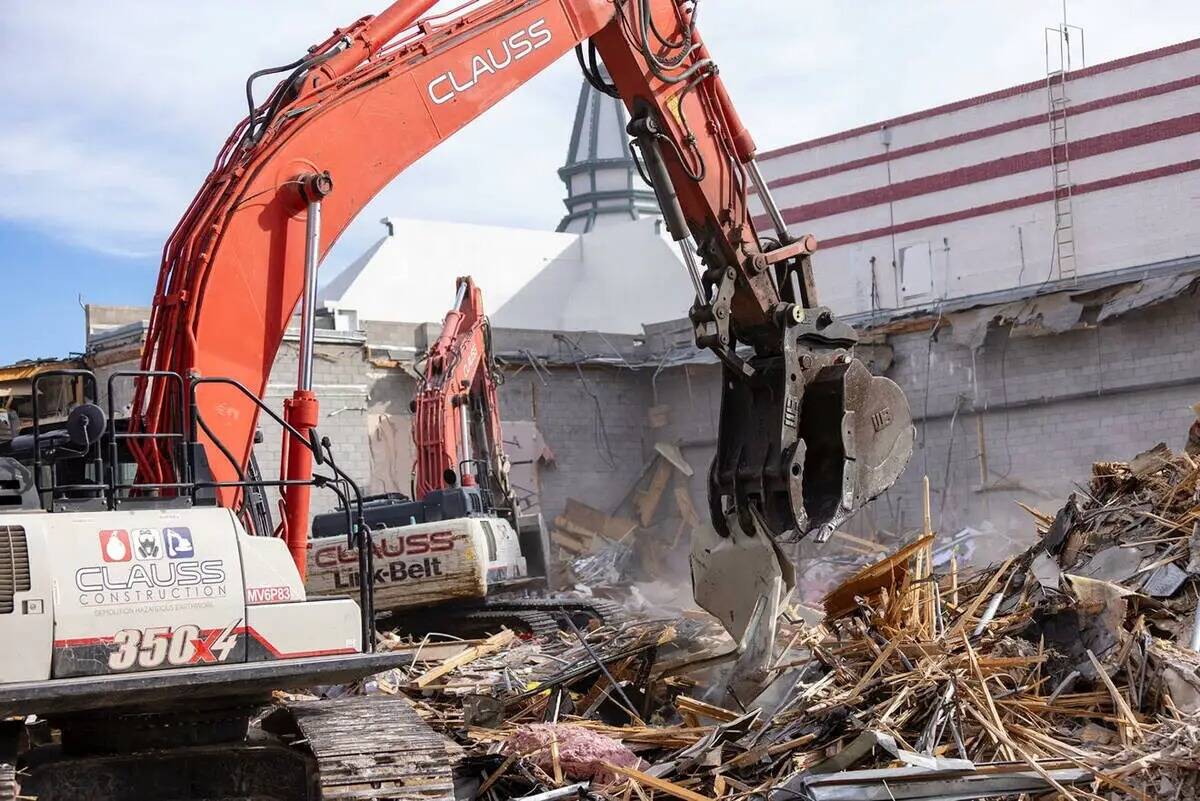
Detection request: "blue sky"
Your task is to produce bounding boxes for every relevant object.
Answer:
[0,222,157,361]
[3,1,1199,365]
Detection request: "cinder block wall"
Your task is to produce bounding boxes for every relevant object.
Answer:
[498,365,653,524]
[636,290,1200,546]
[885,290,1200,536]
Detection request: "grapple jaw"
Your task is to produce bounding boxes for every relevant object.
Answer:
[707,306,914,544]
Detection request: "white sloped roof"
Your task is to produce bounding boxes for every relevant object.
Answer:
[319,216,692,333]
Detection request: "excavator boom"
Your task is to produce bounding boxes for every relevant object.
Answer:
[414,276,513,518]
[132,0,913,591]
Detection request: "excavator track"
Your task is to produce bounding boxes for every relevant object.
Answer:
[385,598,631,641]
[0,764,16,801]
[442,608,561,640]
[285,694,463,801]
[482,597,631,629]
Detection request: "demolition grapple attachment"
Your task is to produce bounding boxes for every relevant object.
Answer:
[708,306,914,544]
[693,307,913,703]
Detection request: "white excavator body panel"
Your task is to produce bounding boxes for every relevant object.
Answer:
[0,507,361,684]
[306,515,528,611]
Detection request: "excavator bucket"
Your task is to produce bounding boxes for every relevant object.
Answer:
[694,308,914,699]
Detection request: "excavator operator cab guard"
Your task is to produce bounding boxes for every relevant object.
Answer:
[0,368,380,651]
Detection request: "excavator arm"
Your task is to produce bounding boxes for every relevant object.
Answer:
[133,0,913,588]
[413,277,514,519]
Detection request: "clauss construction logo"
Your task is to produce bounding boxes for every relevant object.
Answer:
[426,18,552,106]
[99,530,132,563]
[165,527,194,559]
[134,528,162,560]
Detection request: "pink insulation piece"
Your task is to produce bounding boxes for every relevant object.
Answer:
[505,723,644,783]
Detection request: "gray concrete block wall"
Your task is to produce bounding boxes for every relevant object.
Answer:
[255,339,372,517]
[498,365,653,523]
[886,382,1200,542]
[629,292,1200,552]
[882,290,1200,538]
[891,292,1200,422]
[263,346,655,527]
[638,362,721,518]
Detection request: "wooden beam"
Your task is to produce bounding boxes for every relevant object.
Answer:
[603,762,715,801]
[412,629,516,688]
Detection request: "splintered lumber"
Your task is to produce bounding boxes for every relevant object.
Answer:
[674,486,700,529]
[635,457,673,526]
[561,498,637,540]
[674,695,740,723]
[603,762,714,801]
[553,517,598,543]
[1086,649,1143,744]
[551,530,591,555]
[412,629,515,688]
[828,530,889,555]
[822,534,934,620]
[647,403,671,429]
[654,442,694,477]
[354,443,1200,801]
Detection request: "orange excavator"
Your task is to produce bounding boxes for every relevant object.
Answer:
[132,0,913,707]
[0,1,912,796]
[133,0,912,579]
[305,277,599,637]
[413,275,514,516]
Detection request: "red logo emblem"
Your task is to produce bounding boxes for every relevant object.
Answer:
[99,530,132,563]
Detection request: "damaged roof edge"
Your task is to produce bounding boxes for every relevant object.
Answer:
[843,252,1200,331]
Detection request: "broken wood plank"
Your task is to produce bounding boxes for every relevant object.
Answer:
[822,535,934,620]
[603,762,715,801]
[635,457,673,527]
[1086,649,1143,744]
[654,442,694,476]
[412,629,516,688]
[551,530,591,554]
[674,486,700,528]
[675,695,740,724]
[562,498,637,540]
[647,404,671,429]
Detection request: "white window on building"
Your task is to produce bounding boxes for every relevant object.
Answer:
[899,242,933,301]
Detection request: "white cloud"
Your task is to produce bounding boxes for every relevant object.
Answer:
[3,0,1199,273]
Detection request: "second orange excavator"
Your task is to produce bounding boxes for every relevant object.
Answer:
[306,277,617,636]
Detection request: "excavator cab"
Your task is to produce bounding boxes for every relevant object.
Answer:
[0,368,396,687]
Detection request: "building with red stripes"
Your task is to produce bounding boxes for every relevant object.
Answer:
[755,38,1200,314]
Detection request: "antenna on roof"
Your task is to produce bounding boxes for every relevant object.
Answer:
[1045,0,1086,74]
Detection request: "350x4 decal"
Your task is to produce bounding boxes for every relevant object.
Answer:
[107,622,240,670]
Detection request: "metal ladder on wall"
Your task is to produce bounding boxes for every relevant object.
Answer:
[1045,9,1085,283]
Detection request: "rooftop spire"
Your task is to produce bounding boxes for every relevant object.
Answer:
[557,67,661,233]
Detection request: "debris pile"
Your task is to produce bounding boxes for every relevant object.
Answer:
[548,442,699,593]
[330,442,1200,800]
